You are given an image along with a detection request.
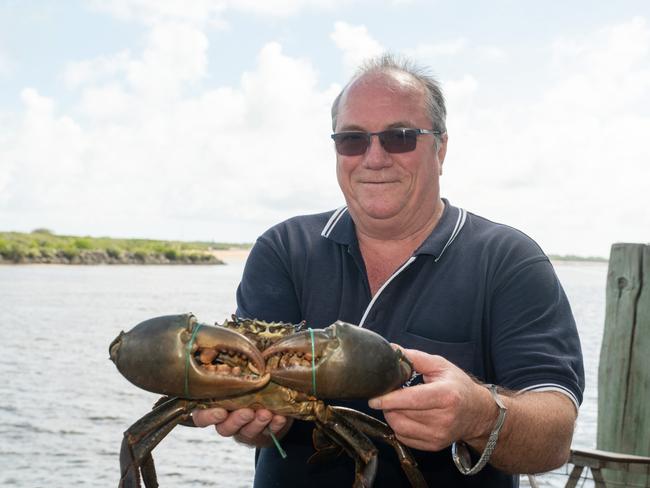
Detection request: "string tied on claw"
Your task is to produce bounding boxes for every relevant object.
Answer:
[268,326,317,460]
[308,327,317,396]
[184,323,203,398]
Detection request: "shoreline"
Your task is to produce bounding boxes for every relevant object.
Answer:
[0,247,252,266]
[0,250,227,265]
[0,230,253,266]
[209,248,251,263]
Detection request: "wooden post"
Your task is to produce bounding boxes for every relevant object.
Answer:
[597,243,650,486]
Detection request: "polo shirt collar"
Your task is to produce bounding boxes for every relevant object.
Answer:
[416,199,467,260]
[321,199,467,261]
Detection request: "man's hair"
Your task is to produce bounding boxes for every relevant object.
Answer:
[331,53,447,137]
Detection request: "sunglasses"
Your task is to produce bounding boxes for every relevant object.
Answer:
[331,128,442,156]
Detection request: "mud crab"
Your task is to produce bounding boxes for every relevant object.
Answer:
[110,313,427,487]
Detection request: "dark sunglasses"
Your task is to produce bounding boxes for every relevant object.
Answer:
[331,128,442,156]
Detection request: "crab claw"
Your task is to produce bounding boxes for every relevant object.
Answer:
[110,314,269,399]
[262,321,412,399]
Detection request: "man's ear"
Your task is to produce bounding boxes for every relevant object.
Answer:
[437,133,448,175]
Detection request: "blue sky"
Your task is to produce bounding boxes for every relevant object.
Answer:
[1,0,649,257]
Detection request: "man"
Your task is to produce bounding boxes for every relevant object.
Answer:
[194,55,584,487]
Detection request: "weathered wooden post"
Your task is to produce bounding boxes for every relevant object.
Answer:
[597,243,650,486]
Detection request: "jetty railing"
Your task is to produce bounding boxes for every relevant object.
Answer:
[564,448,650,487]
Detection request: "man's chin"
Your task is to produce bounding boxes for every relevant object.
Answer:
[349,202,403,222]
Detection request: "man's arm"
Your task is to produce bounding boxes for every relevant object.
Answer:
[369,349,576,474]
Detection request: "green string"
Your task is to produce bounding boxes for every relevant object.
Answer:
[184,323,203,397]
[267,428,287,459]
[268,326,317,460]
[308,328,316,396]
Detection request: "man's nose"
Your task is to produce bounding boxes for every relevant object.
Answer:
[362,134,392,169]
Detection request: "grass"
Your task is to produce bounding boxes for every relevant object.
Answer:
[0,229,251,264]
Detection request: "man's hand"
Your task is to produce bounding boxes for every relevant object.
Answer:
[192,407,292,448]
[368,347,577,473]
[368,348,496,452]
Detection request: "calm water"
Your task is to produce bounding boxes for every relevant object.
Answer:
[0,259,607,487]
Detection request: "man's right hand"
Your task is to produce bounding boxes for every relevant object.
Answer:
[192,407,292,448]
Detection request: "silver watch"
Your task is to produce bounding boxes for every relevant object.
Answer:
[452,384,508,475]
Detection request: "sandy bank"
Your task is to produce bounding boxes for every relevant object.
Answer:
[210,248,251,263]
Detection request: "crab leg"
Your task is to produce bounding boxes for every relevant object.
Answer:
[329,407,428,488]
[313,407,379,487]
[119,397,197,488]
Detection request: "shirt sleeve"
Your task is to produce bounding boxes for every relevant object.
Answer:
[489,256,585,408]
[236,231,303,324]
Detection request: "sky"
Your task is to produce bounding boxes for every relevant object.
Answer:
[1,0,649,257]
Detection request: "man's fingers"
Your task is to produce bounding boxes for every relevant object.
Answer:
[401,349,448,376]
[236,409,276,440]
[267,414,289,434]
[369,382,445,410]
[192,407,228,427]
[214,408,255,437]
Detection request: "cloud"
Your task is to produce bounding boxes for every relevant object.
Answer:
[443,17,650,256]
[2,11,649,256]
[0,26,342,240]
[63,21,208,102]
[63,50,132,88]
[330,21,384,75]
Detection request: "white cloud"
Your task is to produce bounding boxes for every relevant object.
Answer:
[1,89,87,214]
[127,22,209,97]
[443,17,650,256]
[64,22,208,100]
[3,9,649,256]
[63,50,132,88]
[409,39,508,64]
[330,21,384,75]
[548,17,650,114]
[0,29,342,241]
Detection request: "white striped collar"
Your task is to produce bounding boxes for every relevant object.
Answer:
[320,200,467,262]
[320,206,348,238]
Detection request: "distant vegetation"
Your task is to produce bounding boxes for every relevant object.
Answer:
[0,229,251,265]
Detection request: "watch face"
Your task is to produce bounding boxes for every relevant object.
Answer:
[458,443,473,469]
[452,441,474,471]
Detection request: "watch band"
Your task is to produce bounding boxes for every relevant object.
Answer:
[452,383,508,475]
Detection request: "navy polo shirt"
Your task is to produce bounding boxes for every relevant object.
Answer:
[236,199,584,488]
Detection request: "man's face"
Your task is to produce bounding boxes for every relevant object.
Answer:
[334,72,447,231]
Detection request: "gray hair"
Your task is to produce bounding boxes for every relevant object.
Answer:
[331,54,447,138]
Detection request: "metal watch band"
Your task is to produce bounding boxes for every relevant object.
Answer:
[452,384,508,475]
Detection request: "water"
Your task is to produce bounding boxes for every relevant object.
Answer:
[0,259,608,487]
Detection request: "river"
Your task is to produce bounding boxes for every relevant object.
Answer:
[0,258,607,487]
